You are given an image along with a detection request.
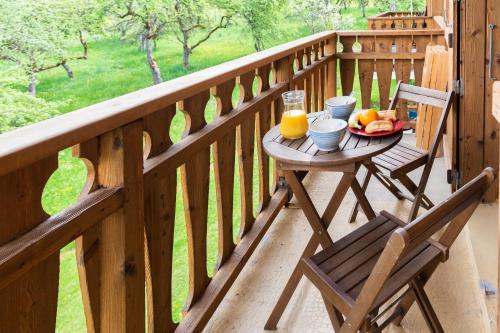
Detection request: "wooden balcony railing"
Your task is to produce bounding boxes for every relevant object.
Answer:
[337,29,445,124]
[368,12,439,30]
[0,27,444,333]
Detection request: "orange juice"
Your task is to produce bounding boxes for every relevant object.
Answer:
[280,110,308,139]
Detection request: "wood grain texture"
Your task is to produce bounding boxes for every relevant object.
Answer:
[98,122,145,333]
[414,35,432,87]
[304,47,313,113]
[339,36,356,96]
[325,37,337,99]
[256,65,272,212]
[484,0,500,201]
[237,71,256,238]
[179,91,211,313]
[143,106,177,333]
[358,36,375,109]
[460,0,486,190]
[0,156,59,333]
[375,36,394,109]
[394,35,413,120]
[73,138,102,333]
[211,79,236,268]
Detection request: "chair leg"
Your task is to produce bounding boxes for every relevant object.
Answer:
[411,278,444,333]
[349,168,372,223]
[369,169,405,201]
[397,174,435,211]
[322,295,344,331]
[408,192,423,222]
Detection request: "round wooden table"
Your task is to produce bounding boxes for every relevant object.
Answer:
[262,112,402,330]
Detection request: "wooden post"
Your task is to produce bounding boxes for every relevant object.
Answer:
[237,71,256,238]
[460,0,486,193]
[143,106,177,333]
[211,80,236,269]
[179,91,211,314]
[98,122,145,333]
[492,81,500,331]
[0,156,59,332]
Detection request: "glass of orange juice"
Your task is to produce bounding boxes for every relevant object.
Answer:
[280,90,308,139]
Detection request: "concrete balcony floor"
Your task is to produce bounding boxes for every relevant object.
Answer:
[205,134,492,333]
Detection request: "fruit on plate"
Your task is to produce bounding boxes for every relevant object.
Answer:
[359,109,379,126]
[348,111,362,129]
[378,109,397,120]
[365,120,394,134]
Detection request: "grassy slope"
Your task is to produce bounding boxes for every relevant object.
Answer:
[36,8,386,332]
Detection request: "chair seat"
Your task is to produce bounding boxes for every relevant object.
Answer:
[372,142,428,177]
[304,214,442,314]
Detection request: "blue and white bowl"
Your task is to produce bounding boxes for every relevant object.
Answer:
[325,96,356,121]
[309,118,347,151]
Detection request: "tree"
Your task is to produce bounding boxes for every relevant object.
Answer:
[359,0,369,17]
[239,0,285,51]
[0,66,62,133]
[294,0,353,34]
[171,0,235,68]
[0,0,102,95]
[113,0,173,84]
[375,0,426,13]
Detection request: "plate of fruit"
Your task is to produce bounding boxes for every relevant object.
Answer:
[347,109,404,137]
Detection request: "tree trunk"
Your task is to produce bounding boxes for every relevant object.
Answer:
[361,3,366,17]
[62,61,74,79]
[145,37,162,84]
[182,31,191,69]
[390,0,396,12]
[28,70,36,96]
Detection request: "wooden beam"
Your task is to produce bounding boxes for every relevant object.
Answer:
[460,0,486,189]
[484,0,500,201]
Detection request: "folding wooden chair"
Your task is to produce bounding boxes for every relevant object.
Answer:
[350,82,455,222]
[301,167,495,333]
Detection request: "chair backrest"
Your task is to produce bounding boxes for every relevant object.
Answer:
[389,82,455,195]
[402,167,496,252]
[389,82,454,160]
[347,168,495,330]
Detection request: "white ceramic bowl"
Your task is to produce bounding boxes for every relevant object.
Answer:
[325,96,357,121]
[309,118,347,151]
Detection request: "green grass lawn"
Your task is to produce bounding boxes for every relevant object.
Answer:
[32,7,402,332]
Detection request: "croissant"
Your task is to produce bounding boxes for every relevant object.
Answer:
[365,120,394,134]
[378,109,397,120]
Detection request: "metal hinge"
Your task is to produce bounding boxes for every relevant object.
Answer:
[447,32,453,48]
[452,79,464,97]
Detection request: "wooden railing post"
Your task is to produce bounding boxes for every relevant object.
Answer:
[73,138,101,333]
[256,65,272,211]
[325,36,337,100]
[212,80,236,269]
[237,71,256,238]
[179,91,211,314]
[358,36,375,109]
[0,155,59,332]
[143,106,177,333]
[339,36,356,96]
[273,56,294,194]
[98,122,145,333]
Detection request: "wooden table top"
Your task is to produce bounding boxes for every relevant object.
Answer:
[263,112,402,170]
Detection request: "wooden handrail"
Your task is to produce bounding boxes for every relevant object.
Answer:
[0,31,336,177]
[0,30,338,333]
[337,29,444,36]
